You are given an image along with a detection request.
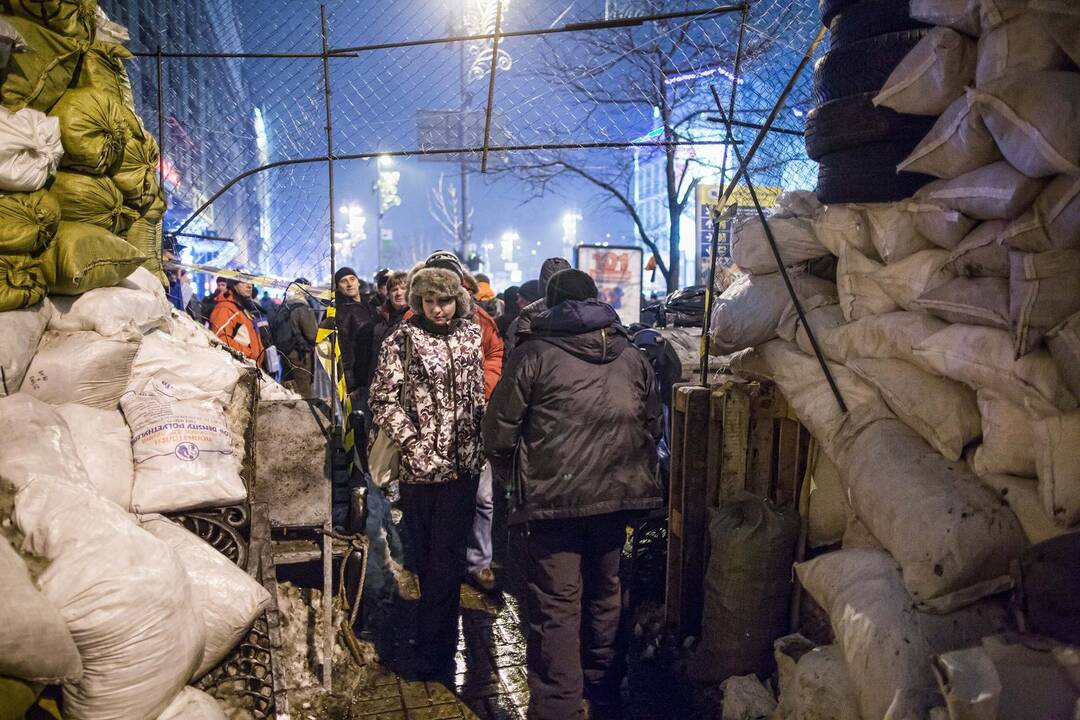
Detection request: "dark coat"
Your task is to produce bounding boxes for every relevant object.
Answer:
[483,300,663,522]
[335,293,374,392]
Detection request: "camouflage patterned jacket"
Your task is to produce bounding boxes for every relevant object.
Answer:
[369,317,486,483]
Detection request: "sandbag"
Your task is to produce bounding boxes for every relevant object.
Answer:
[976,12,1067,87]
[50,170,135,234]
[971,71,1080,178]
[808,450,848,548]
[871,249,956,310]
[915,161,1045,220]
[49,284,171,337]
[972,390,1037,478]
[946,220,1010,277]
[0,106,63,191]
[1000,173,1080,252]
[0,17,84,113]
[811,204,872,258]
[121,265,171,304]
[0,253,45,311]
[908,202,978,251]
[848,357,981,461]
[773,637,860,720]
[689,493,799,683]
[874,28,977,116]
[4,0,96,40]
[915,324,1077,413]
[141,516,271,679]
[0,188,59,254]
[856,202,934,264]
[0,539,82,684]
[709,272,837,355]
[124,194,166,285]
[156,688,228,720]
[731,213,827,274]
[1009,249,1080,357]
[796,549,1010,720]
[832,416,1027,609]
[803,310,949,374]
[128,331,240,403]
[1046,311,1080,399]
[21,330,139,409]
[979,473,1067,545]
[719,675,777,720]
[40,221,146,295]
[978,0,1030,31]
[0,394,92,495]
[122,383,245,514]
[836,244,900,321]
[898,92,1003,179]
[910,0,981,35]
[50,88,129,176]
[1020,533,1080,646]
[73,41,145,140]
[111,135,159,211]
[1035,1,1080,65]
[911,275,1010,329]
[776,285,840,343]
[55,404,133,510]
[0,299,50,397]
[1033,411,1080,526]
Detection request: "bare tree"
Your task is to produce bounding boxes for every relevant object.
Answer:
[428,172,473,251]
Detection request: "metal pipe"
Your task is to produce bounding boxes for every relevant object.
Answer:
[169,231,234,242]
[155,47,166,276]
[132,50,358,58]
[706,117,803,137]
[480,0,504,174]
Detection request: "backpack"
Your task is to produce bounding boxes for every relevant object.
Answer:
[270,301,308,355]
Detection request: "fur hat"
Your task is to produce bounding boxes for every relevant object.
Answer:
[407,264,472,319]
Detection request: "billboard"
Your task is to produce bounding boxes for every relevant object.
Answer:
[575,245,643,326]
[695,183,781,283]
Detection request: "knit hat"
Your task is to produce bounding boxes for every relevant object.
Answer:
[539,257,572,291]
[425,250,465,283]
[334,266,358,285]
[518,279,542,302]
[545,268,598,308]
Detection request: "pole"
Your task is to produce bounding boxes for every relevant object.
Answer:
[155,46,166,278]
[480,0,504,174]
[458,4,470,258]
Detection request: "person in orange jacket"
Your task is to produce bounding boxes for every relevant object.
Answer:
[209,278,265,365]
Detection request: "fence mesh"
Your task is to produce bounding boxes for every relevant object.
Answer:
[96,0,824,296]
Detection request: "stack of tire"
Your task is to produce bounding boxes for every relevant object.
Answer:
[807,0,938,203]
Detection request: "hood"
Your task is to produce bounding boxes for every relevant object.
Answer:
[529,300,628,364]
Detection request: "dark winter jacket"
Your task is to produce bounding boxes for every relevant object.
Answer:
[335,293,375,392]
[483,299,664,522]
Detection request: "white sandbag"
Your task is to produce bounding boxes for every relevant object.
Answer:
[836,244,900,321]
[801,310,949,374]
[1000,173,1080,253]
[832,416,1027,609]
[1033,411,1080,526]
[55,404,133,510]
[773,637,860,720]
[128,330,240,403]
[1034,1,1080,65]
[874,27,977,116]
[978,0,1030,31]
[1009,249,1080,357]
[971,71,1080,178]
[848,357,981,461]
[789,304,847,356]
[946,220,1010,277]
[0,394,92,495]
[915,161,1046,220]
[908,202,978,251]
[20,330,139,410]
[775,190,823,218]
[911,275,1010,329]
[0,298,50,396]
[156,688,227,720]
[972,390,1037,478]
[1046,311,1080,400]
[259,373,301,401]
[796,549,1010,720]
[915,324,1077,414]
[731,214,828,274]
[48,285,171,337]
[871,249,956,310]
[719,675,776,720]
[93,7,130,45]
[776,287,840,343]
[911,0,981,34]
[0,539,82,684]
[168,310,218,349]
[709,273,837,355]
[808,450,848,548]
[857,202,934,263]
[0,106,63,192]
[899,93,1003,179]
[120,266,170,304]
[976,12,1067,87]
[122,384,245,514]
[979,473,1070,544]
[811,204,872,258]
[140,516,271,679]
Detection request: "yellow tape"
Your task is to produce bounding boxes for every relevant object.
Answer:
[165,261,333,301]
[315,305,355,454]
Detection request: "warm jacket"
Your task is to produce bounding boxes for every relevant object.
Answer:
[483,299,664,521]
[504,297,544,353]
[335,293,374,392]
[474,304,504,400]
[284,294,318,351]
[209,289,264,363]
[369,315,486,484]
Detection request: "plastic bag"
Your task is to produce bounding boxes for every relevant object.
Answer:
[0,106,63,191]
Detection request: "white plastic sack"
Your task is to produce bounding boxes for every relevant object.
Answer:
[874,28,977,116]
[719,675,776,720]
[972,390,1037,478]
[947,220,1010,277]
[915,161,1046,220]
[168,310,217,349]
[93,6,130,45]
[0,394,93,497]
[128,330,240,403]
[140,516,271,679]
[120,266,171,305]
[908,202,979,251]
[0,106,63,192]
[803,311,949,374]
[808,450,848,548]
[1009,249,1080,357]
[1033,411,1080,526]
[848,357,981,461]
[48,285,171,337]
[979,473,1068,544]
[776,287,840,343]
[971,71,1080,178]
[20,330,139,409]
[1046,311,1080,400]
[871,249,956,310]
[55,403,133,510]
[1035,1,1080,65]
[122,386,245,514]
[776,644,860,720]
[785,302,845,351]
[910,0,981,35]
[978,0,1030,31]
[709,273,837,355]
[857,202,934,263]
[156,688,227,720]
[911,275,1011,329]
[811,204,872,258]
[0,298,50,396]
[775,190,823,217]
[1000,173,1080,252]
[731,214,827,274]
[899,93,1003,179]
[914,324,1078,414]
[836,244,900,321]
[976,12,1067,86]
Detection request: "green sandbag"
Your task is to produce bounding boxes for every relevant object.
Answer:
[125,213,167,286]
[39,220,146,295]
[0,189,60,254]
[111,134,160,211]
[0,16,85,113]
[50,87,129,175]
[3,0,96,41]
[0,253,46,310]
[50,170,136,234]
[73,40,146,140]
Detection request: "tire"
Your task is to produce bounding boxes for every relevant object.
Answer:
[812,29,929,105]
[804,92,936,160]
[820,0,862,27]
[829,0,930,47]
[815,142,935,204]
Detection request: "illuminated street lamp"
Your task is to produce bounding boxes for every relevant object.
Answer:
[335,202,366,262]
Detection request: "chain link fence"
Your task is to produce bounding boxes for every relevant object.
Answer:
[98,0,824,296]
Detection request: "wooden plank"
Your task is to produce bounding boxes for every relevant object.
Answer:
[746,384,777,499]
[664,385,690,628]
[719,385,750,502]
[705,387,728,509]
[774,418,802,506]
[678,386,712,638]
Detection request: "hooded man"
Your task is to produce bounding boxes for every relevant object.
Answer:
[504,257,571,353]
[483,268,663,720]
[334,266,376,399]
[275,280,319,397]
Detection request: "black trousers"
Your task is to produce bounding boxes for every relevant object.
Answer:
[400,473,480,672]
[525,513,627,720]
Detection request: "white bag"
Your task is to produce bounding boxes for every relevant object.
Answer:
[709,273,837,355]
[898,93,1003,179]
[48,285,171,337]
[807,451,848,548]
[782,301,845,349]
[120,266,169,302]
[1009,249,1080,357]
[0,394,95,499]
[915,161,1046,220]
[874,28,977,116]
[978,473,1069,544]
[806,310,949,374]
[731,214,827,275]
[20,330,139,409]
[141,516,271,679]
[776,286,841,343]
[0,106,63,192]
[911,275,1010,329]
[811,204,872,258]
[972,390,1037,478]
[128,330,240,403]
[971,71,1080,178]
[93,6,130,45]
[776,644,860,720]
[1035,1,1080,65]
[718,675,776,720]
[1000,173,1080,252]
[1033,410,1080,526]
[55,403,134,510]
[0,298,50,396]
[946,220,1010,277]
[156,688,228,720]
[1046,310,1080,400]
[910,0,981,35]
[978,0,1031,31]
[856,202,934,263]
[122,386,246,514]
[908,202,979,251]
[836,244,900,321]
[871,249,956,310]
[976,12,1067,87]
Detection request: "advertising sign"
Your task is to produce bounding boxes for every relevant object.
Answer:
[575,245,643,326]
[695,183,782,283]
